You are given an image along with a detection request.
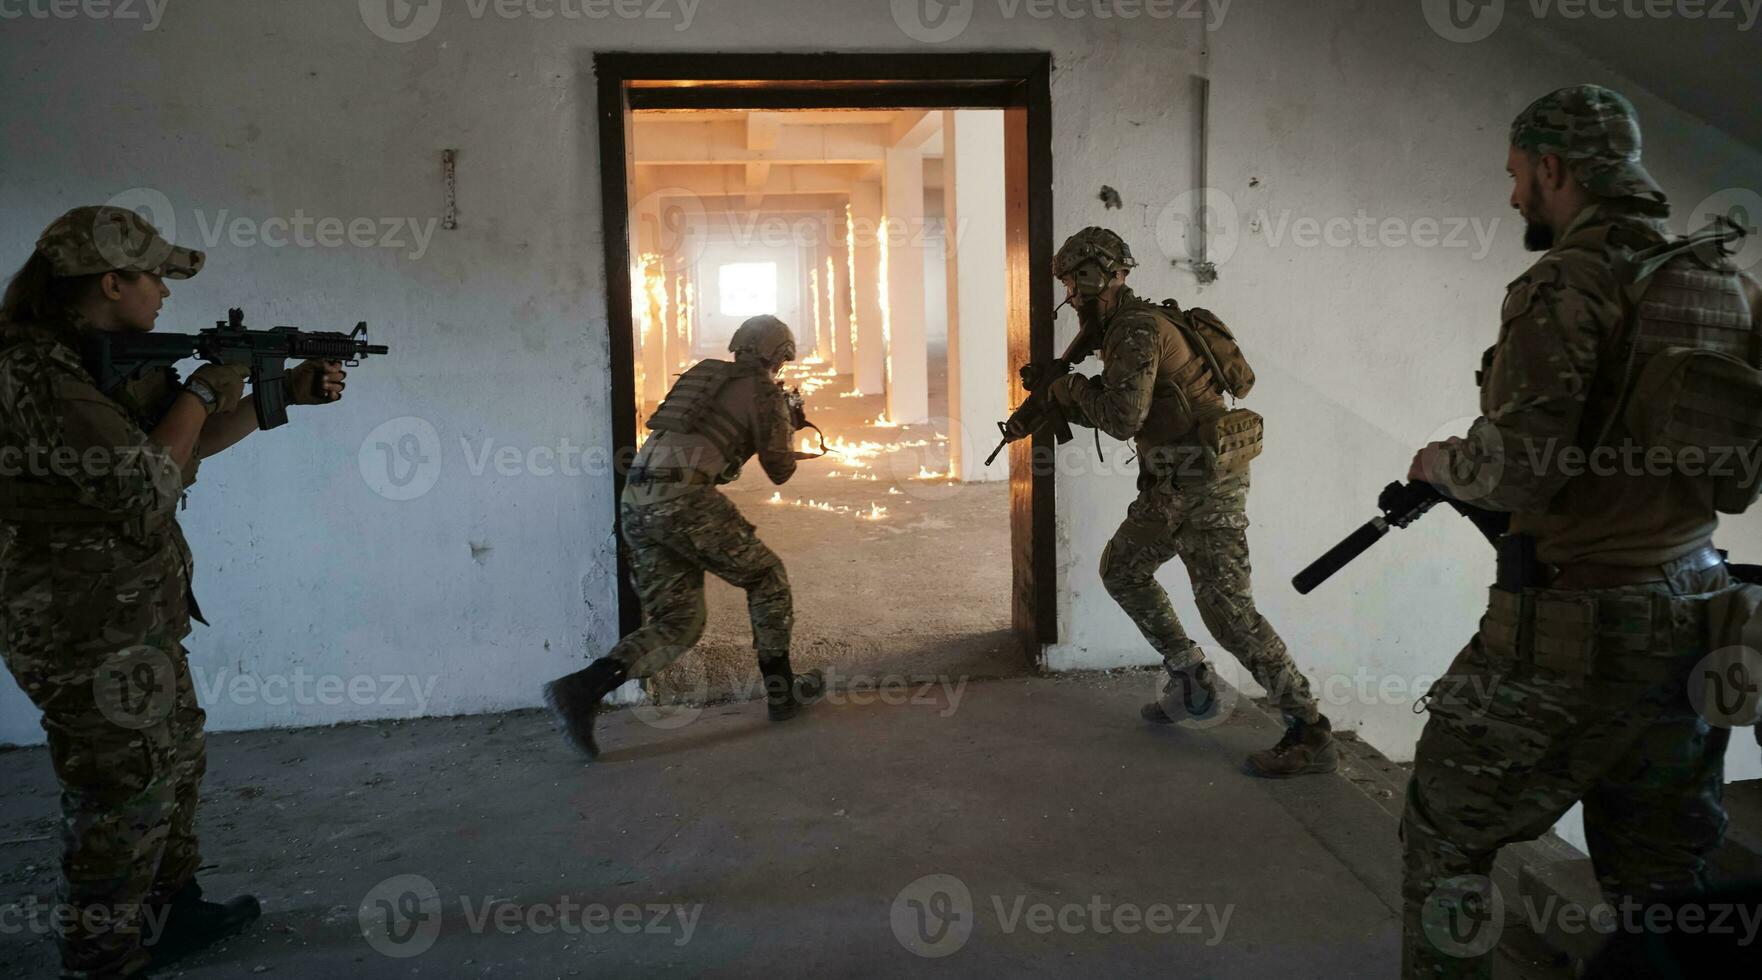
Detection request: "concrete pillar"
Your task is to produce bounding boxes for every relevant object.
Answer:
[808,240,832,362]
[850,181,886,396]
[883,145,929,424]
[831,212,855,376]
[943,110,1010,483]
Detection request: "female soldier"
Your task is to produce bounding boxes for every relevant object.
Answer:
[0,206,345,978]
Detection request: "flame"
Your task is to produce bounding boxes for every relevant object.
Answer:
[808,268,822,361]
[877,215,892,394]
[845,205,859,367]
[871,412,900,428]
[825,253,839,364]
[765,492,890,522]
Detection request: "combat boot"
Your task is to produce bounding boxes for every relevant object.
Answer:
[143,881,261,970]
[1140,662,1219,723]
[760,654,825,721]
[543,658,629,760]
[1244,714,1338,778]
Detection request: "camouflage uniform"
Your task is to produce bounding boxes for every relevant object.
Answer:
[1052,287,1321,724]
[1401,87,1762,978]
[612,356,798,678]
[0,206,210,979]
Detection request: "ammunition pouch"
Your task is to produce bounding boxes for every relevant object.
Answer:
[1198,408,1264,476]
[1481,586,1661,689]
[1624,346,1762,515]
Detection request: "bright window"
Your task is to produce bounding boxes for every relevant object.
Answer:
[718,262,777,317]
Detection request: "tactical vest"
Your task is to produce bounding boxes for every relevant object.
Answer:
[645,358,752,463]
[1134,300,1266,476]
[1129,300,1224,446]
[0,322,183,533]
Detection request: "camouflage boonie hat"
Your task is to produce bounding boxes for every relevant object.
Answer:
[1053,226,1137,278]
[35,205,204,279]
[1509,85,1665,206]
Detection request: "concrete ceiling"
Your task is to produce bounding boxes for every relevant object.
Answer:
[1529,19,1762,152]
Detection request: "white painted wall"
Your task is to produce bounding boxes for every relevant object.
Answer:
[0,2,1756,790]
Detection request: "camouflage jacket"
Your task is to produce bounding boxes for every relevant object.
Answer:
[1054,287,1225,451]
[1442,201,1753,565]
[0,317,199,642]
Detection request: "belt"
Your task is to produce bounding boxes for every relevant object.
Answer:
[626,468,712,487]
[1547,544,1725,590]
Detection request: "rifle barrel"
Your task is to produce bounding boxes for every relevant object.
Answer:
[1292,519,1390,595]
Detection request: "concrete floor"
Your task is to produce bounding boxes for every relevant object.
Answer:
[0,670,1497,980]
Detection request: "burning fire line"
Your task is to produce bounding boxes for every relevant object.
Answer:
[767,491,889,521]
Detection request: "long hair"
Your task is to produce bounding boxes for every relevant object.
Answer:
[0,251,135,329]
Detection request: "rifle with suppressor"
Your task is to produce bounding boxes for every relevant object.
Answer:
[84,307,389,430]
[1292,480,1510,595]
[984,297,1099,466]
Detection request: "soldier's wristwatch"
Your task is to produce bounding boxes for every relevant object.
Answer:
[184,379,219,414]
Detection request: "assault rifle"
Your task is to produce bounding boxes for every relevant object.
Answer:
[1292,480,1510,594]
[984,296,1097,466]
[85,308,389,430]
[784,386,830,459]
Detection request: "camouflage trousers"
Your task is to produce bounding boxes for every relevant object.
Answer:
[1100,470,1319,723]
[611,486,793,677]
[1399,563,1735,979]
[2,640,206,980]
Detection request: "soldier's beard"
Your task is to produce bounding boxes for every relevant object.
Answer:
[1523,221,1555,252]
[1076,296,1104,331]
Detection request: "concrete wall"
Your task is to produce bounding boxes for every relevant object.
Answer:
[1,2,1757,789]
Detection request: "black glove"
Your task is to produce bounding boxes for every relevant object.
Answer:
[1019,358,1072,392]
[784,387,810,431]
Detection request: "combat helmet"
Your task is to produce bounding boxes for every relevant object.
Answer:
[728,314,797,366]
[1053,227,1137,296]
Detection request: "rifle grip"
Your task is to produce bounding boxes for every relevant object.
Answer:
[253,357,290,430]
[1051,406,1074,445]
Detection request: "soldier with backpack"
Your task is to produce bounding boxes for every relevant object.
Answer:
[1400,86,1762,979]
[1040,226,1337,778]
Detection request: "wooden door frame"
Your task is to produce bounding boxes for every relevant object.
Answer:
[596,51,1057,662]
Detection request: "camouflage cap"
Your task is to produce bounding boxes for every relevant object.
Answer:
[35,205,204,279]
[1509,85,1665,205]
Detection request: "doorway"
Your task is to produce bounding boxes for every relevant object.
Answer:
[597,53,1055,689]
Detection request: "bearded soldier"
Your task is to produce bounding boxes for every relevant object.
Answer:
[1035,227,1337,777]
[1401,86,1762,978]
[545,314,823,759]
[0,206,349,978]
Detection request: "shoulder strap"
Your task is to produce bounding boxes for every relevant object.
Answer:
[1158,299,1230,400]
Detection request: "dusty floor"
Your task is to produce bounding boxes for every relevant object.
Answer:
[0,671,1585,979]
[644,352,1020,703]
